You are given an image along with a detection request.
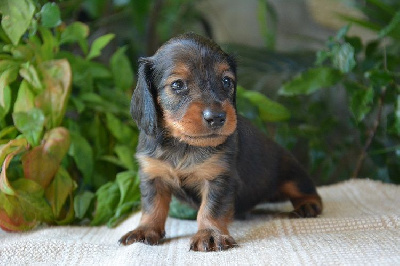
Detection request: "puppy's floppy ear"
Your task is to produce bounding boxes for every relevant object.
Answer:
[130,58,158,136]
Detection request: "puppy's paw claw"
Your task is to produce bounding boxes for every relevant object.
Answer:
[189,229,237,252]
[119,227,165,246]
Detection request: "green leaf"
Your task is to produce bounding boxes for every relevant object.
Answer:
[0,126,18,140]
[0,61,19,87]
[40,3,61,28]
[332,43,356,73]
[13,108,45,146]
[74,191,95,220]
[365,70,394,88]
[389,95,400,135]
[335,25,350,41]
[86,34,115,60]
[237,86,290,122]
[13,80,35,113]
[45,166,76,219]
[0,194,37,231]
[350,87,374,122]
[0,0,36,45]
[68,133,93,185]
[378,10,400,39]
[19,63,43,91]
[12,178,54,223]
[21,127,70,188]
[59,22,89,54]
[0,140,28,195]
[107,171,140,227]
[36,59,72,129]
[115,171,140,205]
[115,145,136,171]
[169,197,197,220]
[105,112,136,143]
[279,67,342,96]
[0,85,11,121]
[110,46,134,91]
[90,182,120,226]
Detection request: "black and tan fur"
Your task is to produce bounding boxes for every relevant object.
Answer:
[119,33,322,252]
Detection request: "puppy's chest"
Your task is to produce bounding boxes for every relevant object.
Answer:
[136,150,228,187]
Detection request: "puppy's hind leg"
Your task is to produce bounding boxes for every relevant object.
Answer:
[279,156,323,218]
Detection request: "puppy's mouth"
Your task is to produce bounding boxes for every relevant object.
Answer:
[178,133,230,147]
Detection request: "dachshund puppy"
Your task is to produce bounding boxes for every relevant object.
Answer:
[119,33,322,252]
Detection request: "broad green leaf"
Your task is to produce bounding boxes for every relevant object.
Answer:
[38,27,57,61]
[86,33,115,60]
[74,191,95,220]
[0,86,11,121]
[19,63,43,91]
[114,145,136,171]
[378,10,400,39]
[0,0,35,45]
[169,197,197,220]
[36,59,72,129]
[21,127,70,188]
[0,138,28,165]
[0,60,19,91]
[350,87,374,122]
[40,3,61,28]
[90,182,120,226]
[107,171,140,227]
[0,141,28,195]
[68,133,93,185]
[110,46,134,91]
[106,112,136,143]
[0,195,37,231]
[13,108,45,146]
[115,170,140,204]
[389,95,400,135]
[335,25,350,41]
[59,22,89,54]
[237,86,290,122]
[365,70,394,88]
[279,67,342,96]
[45,166,76,218]
[13,80,35,113]
[0,126,18,140]
[12,178,54,223]
[332,43,356,73]
[107,201,140,227]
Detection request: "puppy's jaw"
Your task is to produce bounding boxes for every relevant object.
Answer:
[163,101,237,147]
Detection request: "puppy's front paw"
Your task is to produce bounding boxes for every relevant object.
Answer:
[119,226,165,246]
[290,202,322,218]
[190,229,237,252]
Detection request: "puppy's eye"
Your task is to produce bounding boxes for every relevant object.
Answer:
[171,80,186,92]
[222,76,233,90]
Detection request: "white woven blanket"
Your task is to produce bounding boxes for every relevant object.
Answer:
[1,179,399,265]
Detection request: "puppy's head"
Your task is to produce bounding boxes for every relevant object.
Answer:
[131,33,237,147]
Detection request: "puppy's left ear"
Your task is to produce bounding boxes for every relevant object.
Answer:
[130,58,158,136]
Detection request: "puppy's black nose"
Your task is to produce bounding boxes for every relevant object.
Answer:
[203,109,226,128]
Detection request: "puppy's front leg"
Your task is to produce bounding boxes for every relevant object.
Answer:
[190,176,237,252]
[119,176,171,246]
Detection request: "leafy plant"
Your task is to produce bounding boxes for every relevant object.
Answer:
[279,0,400,184]
[0,0,139,230]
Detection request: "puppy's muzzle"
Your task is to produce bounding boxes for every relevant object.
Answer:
[203,108,226,129]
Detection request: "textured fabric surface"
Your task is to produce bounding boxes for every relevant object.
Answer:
[1,179,399,265]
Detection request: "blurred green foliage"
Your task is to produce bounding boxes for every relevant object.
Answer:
[279,0,400,184]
